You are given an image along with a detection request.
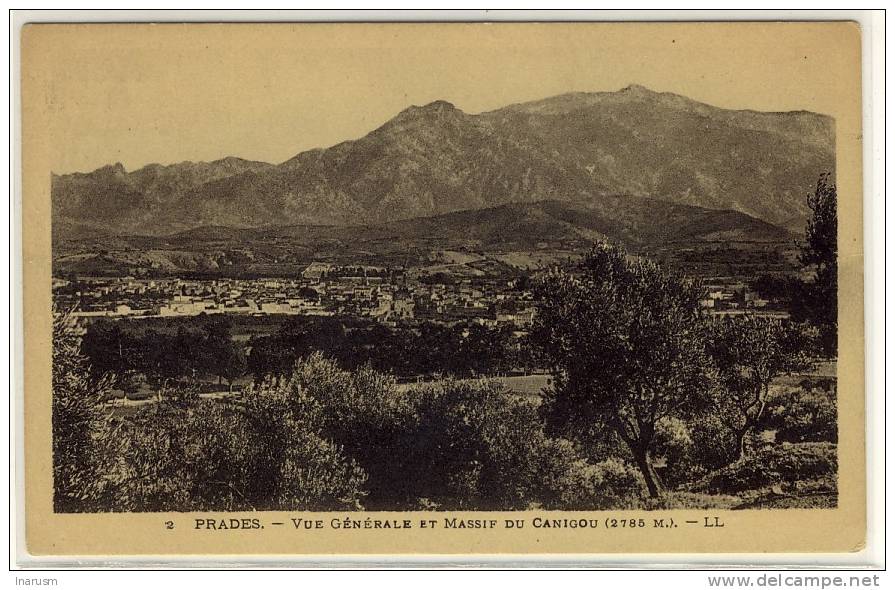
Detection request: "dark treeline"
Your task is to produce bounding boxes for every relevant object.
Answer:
[81,315,246,394]
[80,314,541,396]
[246,319,540,382]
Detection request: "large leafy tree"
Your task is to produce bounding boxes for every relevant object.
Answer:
[218,344,247,393]
[199,316,246,390]
[246,335,294,384]
[531,243,716,497]
[707,315,813,462]
[792,173,838,356]
[80,320,140,385]
[139,328,202,396]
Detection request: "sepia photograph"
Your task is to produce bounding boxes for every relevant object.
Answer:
[50,86,840,514]
[18,19,870,557]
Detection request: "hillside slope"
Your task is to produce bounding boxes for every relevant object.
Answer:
[53,197,793,276]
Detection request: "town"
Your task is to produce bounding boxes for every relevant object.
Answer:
[53,263,538,329]
[52,259,788,329]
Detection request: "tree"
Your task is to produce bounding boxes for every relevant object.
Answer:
[200,316,244,389]
[707,315,813,462]
[103,379,368,512]
[246,335,294,384]
[531,243,716,497]
[241,368,368,510]
[218,343,247,393]
[749,273,793,304]
[457,324,507,376]
[139,329,196,397]
[297,286,320,302]
[792,173,838,356]
[81,320,139,385]
[52,308,113,512]
[414,322,462,375]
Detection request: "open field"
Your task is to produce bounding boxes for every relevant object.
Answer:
[398,373,551,400]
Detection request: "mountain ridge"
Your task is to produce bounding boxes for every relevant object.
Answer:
[52,196,795,277]
[59,196,794,247]
[52,85,834,238]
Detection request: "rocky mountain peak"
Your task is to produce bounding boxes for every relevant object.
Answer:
[394,100,462,121]
[52,89,834,238]
[620,83,655,95]
[97,162,127,176]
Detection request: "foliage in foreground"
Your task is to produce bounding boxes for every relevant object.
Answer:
[52,308,114,512]
[54,310,646,512]
[55,311,368,512]
[531,242,718,497]
[690,442,837,498]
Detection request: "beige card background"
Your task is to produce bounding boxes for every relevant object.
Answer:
[21,21,864,556]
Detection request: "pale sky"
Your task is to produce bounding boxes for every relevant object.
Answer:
[22,22,861,174]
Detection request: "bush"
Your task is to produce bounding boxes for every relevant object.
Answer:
[762,385,837,443]
[409,378,555,510]
[407,378,646,510]
[241,376,368,511]
[285,355,647,510]
[52,310,114,512]
[547,456,644,510]
[285,354,421,508]
[693,442,837,495]
[687,411,741,472]
[95,377,367,512]
[652,417,699,488]
[535,438,644,509]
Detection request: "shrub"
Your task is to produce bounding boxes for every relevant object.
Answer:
[288,355,648,511]
[233,375,368,511]
[277,358,559,510]
[652,417,700,488]
[539,450,646,510]
[407,378,646,510]
[687,411,741,472]
[286,354,420,508]
[408,378,550,509]
[693,442,837,495]
[52,309,114,512]
[520,437,645,510]
[98,404,201,512]
[96,376,367,512]
[583,458,646,509]
[762,385,837,443]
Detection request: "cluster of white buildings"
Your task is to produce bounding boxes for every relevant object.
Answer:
[700,283,786,318]
[53,266,539,328]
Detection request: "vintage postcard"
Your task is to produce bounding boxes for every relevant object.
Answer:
[20,21,865,557]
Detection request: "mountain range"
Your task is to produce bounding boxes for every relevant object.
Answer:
[52,84,834,240]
